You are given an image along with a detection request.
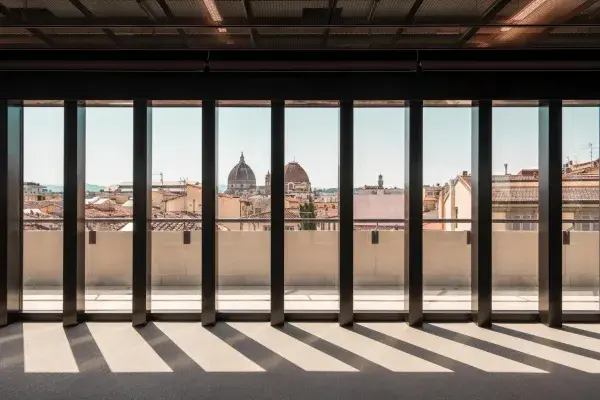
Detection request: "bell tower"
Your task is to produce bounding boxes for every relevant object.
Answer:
[265,170,271,195]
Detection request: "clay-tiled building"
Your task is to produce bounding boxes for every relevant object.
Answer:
[439,160,600,231]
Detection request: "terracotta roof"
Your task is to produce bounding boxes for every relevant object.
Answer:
[247,209,301,219]
[354,225,403,231]
[24,200,61,209]
[163,193,186,202]
[316,208,339,218]
[492,187,599,203]
[459,174,599,187]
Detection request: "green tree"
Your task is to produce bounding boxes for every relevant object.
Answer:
[299,196,317,230]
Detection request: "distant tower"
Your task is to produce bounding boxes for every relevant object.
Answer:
[377,173,383,189]
[265,170,271,195]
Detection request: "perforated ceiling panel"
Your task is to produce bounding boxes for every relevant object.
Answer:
[0,0,598,49]
[78,0,148,17]
[0,0,84,17]
[415,0,497,20]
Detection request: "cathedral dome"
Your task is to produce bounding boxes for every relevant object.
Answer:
[227,153,256,194]
[284,161,310,184]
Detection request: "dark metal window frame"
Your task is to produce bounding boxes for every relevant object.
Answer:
[1,63,599,327]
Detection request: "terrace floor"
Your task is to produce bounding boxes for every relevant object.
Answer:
[2,321,600,399]
[22,287,600,312]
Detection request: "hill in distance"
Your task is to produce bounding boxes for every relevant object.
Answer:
[45,184,106,193]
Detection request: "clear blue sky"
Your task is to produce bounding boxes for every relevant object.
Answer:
[24,106,599,188]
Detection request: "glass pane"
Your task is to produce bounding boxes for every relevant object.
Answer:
[151,105,202,312]
[285,102,339,312]
[23,105,64,312]
[353,105,405,312]
[492,104,539,311]
[423,103,471,311]
[562,103,599,311]
[85,104,133,313]
[217,103,271,312]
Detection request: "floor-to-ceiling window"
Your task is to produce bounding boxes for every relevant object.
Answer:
[23,103,64,312]
[217,102,271,312]
[85,101,133,313]
[150,101,202,312]
[284,101,339,312]
[423,101,471,311]
[492,101,539,311]
[353,101,405,312]
[562,101,599,312]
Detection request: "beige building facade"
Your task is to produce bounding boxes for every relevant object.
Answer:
[439,162,599,232]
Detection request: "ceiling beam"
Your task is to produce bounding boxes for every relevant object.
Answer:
[458,0,512,46]
[0,16,551,28]
[322,0,339,48]
[0,4,55,47]
[366,0,381,48]
[67,0,121,47]
[367,0,380,22]
[242,0,259,48]
[155,0,191,48]
[390,0,424,44]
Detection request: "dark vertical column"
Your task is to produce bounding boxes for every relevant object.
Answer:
[405,101,423,327]
[539,100,562,328]
[471,101,493,327]
[0,100,23,327]
[339,101,354,326]
[270,100,285,326]
[63,101,86,327]
[132,100,152,327]
[202,100,217,326]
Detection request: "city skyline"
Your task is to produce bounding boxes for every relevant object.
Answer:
[23,106,599,188]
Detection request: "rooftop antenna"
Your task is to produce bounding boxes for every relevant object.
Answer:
[152,172,164,186]
[589,142,594,161]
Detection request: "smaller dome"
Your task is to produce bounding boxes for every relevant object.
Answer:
[284,161,310,184]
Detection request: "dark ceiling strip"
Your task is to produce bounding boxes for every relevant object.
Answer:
[242,0,259,48]
[458,0,512,45]
[67,0,121,48]
[0,5,54,47]
[2,20,600,29]
[391,0,424,44]
[155,0,191,49]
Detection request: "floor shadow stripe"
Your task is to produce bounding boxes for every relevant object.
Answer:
[492,325,600,361]
[424,324,577,374]
[563,326,600,341]
[0,323,24,372]
[351,324,480,373]
[64,323,110,373]
[207,323,302,372]
[279,324,390,373]
[135,323,202,372]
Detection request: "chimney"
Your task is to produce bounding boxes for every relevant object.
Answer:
[504,163,508,175]
[462,171,468,177]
